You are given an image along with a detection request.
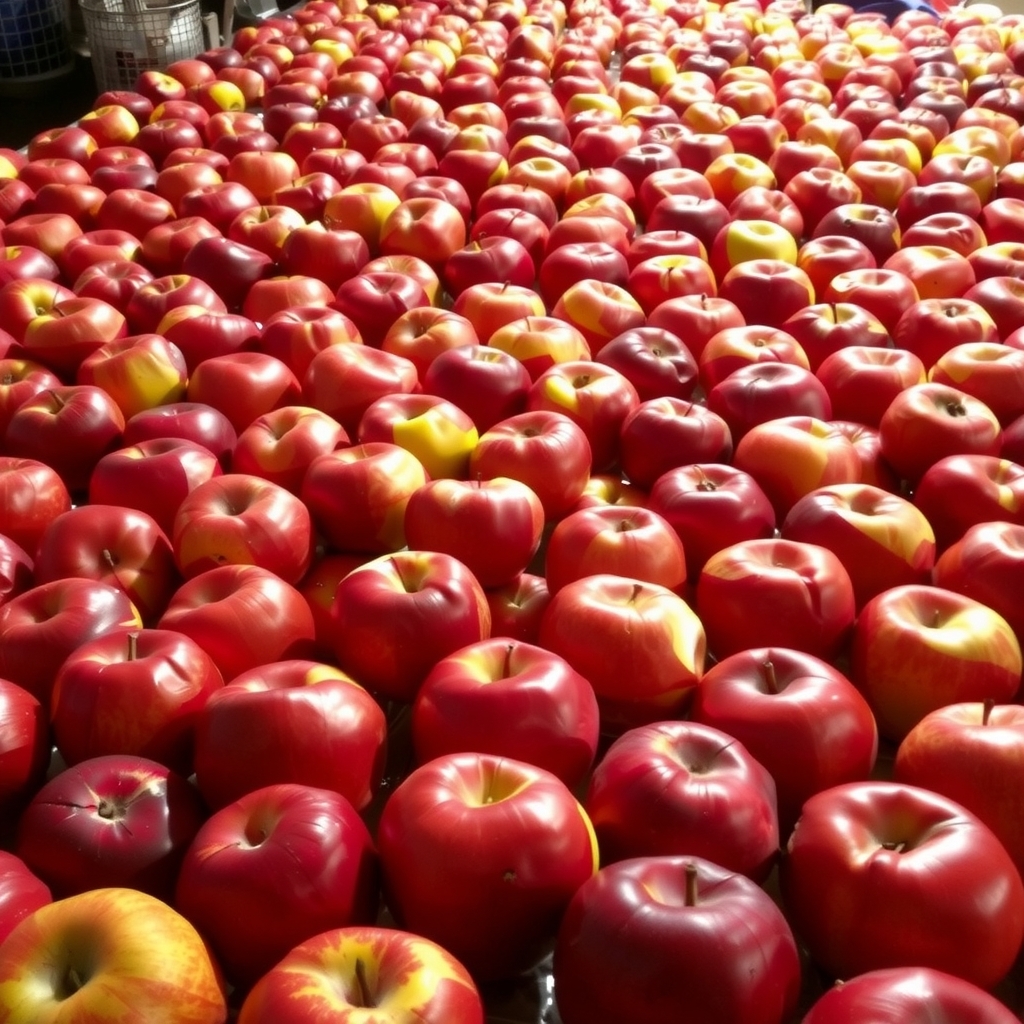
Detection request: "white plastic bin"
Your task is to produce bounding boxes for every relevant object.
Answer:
[80,0,202,93]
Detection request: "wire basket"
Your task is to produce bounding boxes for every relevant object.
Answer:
[80,0,202,94]
[0,0,73,88]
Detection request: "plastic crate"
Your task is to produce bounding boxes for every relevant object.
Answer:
[79,0,202,93]
[0,0,73,91]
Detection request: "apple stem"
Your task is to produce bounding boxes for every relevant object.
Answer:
[127,632,138,662]
[630,582,642,604]
[882,841,907,853]
[353,958,373,1008]
[685,862,698,906]
[47,388,66,411]
[695,466,716,492]
[503,642,514,678]
[983,699,995,726]
[389,555,410,591]
[762,658,779,694]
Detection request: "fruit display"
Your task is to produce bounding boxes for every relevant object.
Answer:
[3,0,1024,1019]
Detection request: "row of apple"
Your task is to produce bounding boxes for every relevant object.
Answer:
[4,0,1024,1018]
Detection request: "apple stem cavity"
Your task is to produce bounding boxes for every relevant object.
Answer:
[58,966,87,1000]
[352,958,374,1008]
[685,862,698,906]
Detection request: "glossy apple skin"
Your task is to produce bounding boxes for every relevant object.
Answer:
[895,701,1024,881]
[357,392,478,482]
[731,415,861,520]
[301,442,428,556]
[0,887,228,1024]
[618,398,734,490]
[0,578,142,705]
[544,504,687,595]
[231,405,347,495]
[172,473,314,585]
[236,926,485,1024]
[697,538,856,662]
[780,781,1024,989]
[933,520,1024,649]
[175,783,379,989]
[585,721,779,881]
[553,856,801,1024]
[781,483,936,609]
[33,504,179,625]
[801,966,1022,1024]
[485,572,551,646]
[912,454,1024,553]
[192,659,387,813]
[330,550,491,704]
[0,852,50,947]
[158,564,316,683]
[691,647,878,833]
[122,401,237,468]
[411,638,599,790]
[89,438,224,540]
[468,409,593,521]
[647,463,776,584]
[0,458,72,567]
[878,382,1003,487]
[0,532,32,612]
[851,584,1023,741]
[0,678,49,815]
[15,754,206,902]
[403,477,545,590]
[49,627,223,774]
[539,574,706,733]
[420,343,531,434]
[4,384,126,496]
[377,751,598,982]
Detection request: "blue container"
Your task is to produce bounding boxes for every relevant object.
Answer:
[0,0,72,84]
